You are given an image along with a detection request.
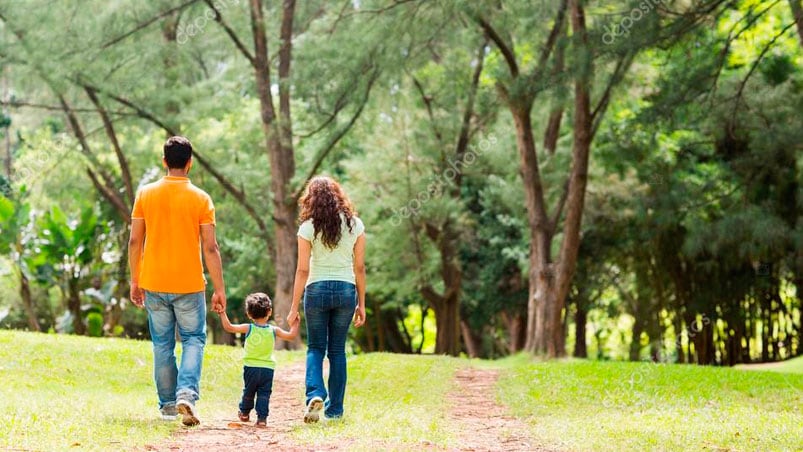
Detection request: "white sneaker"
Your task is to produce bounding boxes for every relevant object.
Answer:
[177,399,200,426]
[304,397,324,424]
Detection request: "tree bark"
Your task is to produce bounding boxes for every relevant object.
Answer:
[19,270,40,332]
[461,321,483,358]
[573,306,587,358]
[249,0,299,348]
[790,0,803,47]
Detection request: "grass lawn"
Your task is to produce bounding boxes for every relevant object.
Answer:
[3,330,802,451]
[0,330,301,451]
[289,353,463,450]
[773,355,803,374]
[497,354,803,452]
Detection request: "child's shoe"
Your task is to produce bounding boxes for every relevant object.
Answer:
[255,418,267,428]
[238,411,250,422]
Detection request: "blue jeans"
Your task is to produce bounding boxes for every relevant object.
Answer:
[239,366,274,421]
[303,280,356,418]
[145,291,207,409]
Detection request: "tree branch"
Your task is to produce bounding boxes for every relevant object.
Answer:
[476,17,518,77]
[87,168,130,222]
[84,86,135,207]
[0,100,137,116]
[452,40,487,190]
[292,67,380,202]
[410,74,444,144]
[100,0,202,49]
[733,21,797,114]
[204,0,256,66]
[278,0,296,142]
[590,51,635,140]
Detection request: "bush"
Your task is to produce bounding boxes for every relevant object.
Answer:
[86,312,104,337]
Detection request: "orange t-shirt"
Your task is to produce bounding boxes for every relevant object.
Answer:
[131,176,215,293]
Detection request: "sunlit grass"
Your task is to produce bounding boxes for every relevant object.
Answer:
[0,330,301,451]
[497,354,803,452]
[288,353,462,451]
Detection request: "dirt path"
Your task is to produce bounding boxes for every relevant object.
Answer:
[448,368,554,452]
[141,362,309,452]
[144,364,554,451]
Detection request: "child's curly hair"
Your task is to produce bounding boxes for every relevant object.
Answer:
[245,292,272,320]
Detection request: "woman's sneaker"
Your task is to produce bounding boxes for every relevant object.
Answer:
[303,397,324,424]
[177,399,200,426]
[160,404,178,421]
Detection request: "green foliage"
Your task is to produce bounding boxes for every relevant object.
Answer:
[86,312,103,337]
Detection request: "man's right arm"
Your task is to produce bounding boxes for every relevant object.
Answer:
[128,219,146,307]
[200,224,226,312]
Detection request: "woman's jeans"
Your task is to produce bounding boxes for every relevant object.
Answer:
[303,280,357,418]
[145,291,207,409]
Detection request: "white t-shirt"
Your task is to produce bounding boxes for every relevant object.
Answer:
[297,214,365,286]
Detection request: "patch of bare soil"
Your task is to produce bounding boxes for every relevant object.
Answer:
[139,362,309,452]
[447,367,556,452]
[143,364,558,451]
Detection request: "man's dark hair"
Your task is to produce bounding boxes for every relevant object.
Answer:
[245,292,272,319]
[163,136,193,169]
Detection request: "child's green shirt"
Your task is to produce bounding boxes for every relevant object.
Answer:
[243,324,276,369]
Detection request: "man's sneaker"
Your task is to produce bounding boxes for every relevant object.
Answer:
[160,404,178,421]
[303,396,324,424]
[238,411,250,422]
[255,418,267,428]
[177,399,200,426]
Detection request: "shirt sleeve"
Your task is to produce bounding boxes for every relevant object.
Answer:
[200,195,215,225]
[131,190,144,220]
[298,220,314,241]
[354,217,365,236]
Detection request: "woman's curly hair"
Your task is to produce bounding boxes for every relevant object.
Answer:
[299,176,356,249]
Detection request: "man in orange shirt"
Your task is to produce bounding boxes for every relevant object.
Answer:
[128,136,226,426]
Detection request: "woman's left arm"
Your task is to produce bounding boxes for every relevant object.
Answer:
[353,233,366,327]
[287,237,312,325]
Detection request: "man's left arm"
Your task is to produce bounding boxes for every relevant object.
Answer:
[200,224,226,313]
[128,219,146,307]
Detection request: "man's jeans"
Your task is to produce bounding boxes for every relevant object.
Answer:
[145,291,206,409]
[303,280,357,418]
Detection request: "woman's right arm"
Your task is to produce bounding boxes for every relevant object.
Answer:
[353,233,366,327]
[287,237,312,324]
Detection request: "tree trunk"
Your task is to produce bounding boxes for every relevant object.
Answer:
[19,270,40,332]
[461,321,482,358]
[502,311,527,353]
[573,307,587,358]
[790,0,803,47]
[249,0,300,348]
[431,295,461,356]
[630,319,644,361]
[105,231,128,336]
[68,278,85,335]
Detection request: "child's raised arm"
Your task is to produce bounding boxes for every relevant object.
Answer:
[275,315,300,341]
[218,310,250,334]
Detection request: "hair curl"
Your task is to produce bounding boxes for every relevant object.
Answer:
[245,292,272,320]
[298,176,356,249]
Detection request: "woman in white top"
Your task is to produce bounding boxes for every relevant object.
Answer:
[287,176,366,423]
